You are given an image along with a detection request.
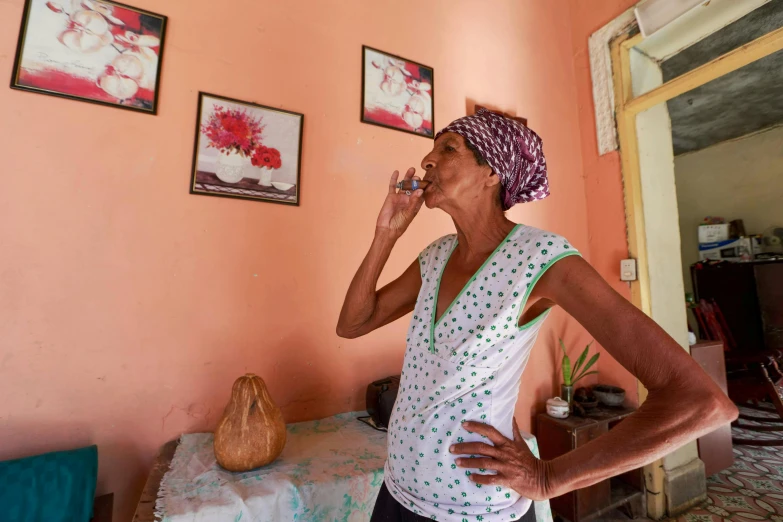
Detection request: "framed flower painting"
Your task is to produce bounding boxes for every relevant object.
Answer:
[11,0,167,114]
[190,93,304,206]
[361,46,434,138]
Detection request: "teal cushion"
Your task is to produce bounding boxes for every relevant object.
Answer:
[0,445,97,522]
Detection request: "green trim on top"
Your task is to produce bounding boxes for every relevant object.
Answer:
[516,250,582,330]
[519,308,552,331]
[429,224,521,353]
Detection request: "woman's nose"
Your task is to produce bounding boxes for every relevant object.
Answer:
[421,154,436,171]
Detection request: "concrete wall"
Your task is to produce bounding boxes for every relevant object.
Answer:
[631,45,698,483]
[676,125,783,293]
[631,51,690,352]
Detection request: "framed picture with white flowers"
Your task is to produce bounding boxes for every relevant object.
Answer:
[361,46,434,138]
[11,0,167,114]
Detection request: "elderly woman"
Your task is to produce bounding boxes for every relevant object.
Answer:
[337,109,737,522]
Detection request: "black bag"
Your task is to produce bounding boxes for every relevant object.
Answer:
[360,375,400,431]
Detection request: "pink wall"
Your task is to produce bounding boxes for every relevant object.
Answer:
[1,0,620,519]
[568,0,640,398]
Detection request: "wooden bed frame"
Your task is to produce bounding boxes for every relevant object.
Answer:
[132,440,178,522]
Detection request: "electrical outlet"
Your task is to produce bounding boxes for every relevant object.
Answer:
[620,259,637,281]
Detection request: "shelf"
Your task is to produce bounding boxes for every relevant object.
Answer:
[581,479,644,522]
[538,409,645,522]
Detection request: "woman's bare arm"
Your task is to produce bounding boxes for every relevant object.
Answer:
[453,255,738,500]
[536,256,738,496]
[336,233,421,339]
[337,168,425,339]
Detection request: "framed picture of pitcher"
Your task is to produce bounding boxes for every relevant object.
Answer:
[10,0,166,114]
[361,46,434,138]
[190,92,304,206]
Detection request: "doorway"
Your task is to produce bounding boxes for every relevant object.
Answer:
[608,1,783,518]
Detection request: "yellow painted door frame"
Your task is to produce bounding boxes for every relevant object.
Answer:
[610,25,783,519]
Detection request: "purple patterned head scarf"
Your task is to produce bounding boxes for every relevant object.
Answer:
[435,108,549,210]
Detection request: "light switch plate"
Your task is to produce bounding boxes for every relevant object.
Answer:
[620,259,637,281]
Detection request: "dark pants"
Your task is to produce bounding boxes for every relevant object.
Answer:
[370,483,537,522]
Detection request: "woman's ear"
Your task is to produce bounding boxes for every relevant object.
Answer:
[486,169,502,188]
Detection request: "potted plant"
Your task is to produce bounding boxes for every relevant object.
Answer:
[560,339,599,407]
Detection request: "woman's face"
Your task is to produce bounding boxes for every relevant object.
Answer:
[420,132,498,211]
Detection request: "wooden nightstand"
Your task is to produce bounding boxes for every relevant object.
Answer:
[537,406,645,522]
[690,340,734,475]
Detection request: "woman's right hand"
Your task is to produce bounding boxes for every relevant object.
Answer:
[376,168,425,239]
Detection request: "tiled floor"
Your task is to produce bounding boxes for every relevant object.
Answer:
[665,404,783,522]
[573,404,783,522]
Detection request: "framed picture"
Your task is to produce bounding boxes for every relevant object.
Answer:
[11,0,167,114]
[190,92,304,206]
[361,46,434,138]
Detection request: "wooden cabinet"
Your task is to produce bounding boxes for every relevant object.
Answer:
[537,407,645,522]
[92,493,114,522]
[690,340,734,476]
[755,262,783,350]
[691,259,783,353]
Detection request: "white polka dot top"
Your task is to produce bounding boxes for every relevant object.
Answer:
[384,224,580,521]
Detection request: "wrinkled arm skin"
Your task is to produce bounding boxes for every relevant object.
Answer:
[533,256,738,498]
[336,230,421,339]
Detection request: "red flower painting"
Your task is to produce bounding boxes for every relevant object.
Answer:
[251,146,282,170]
[202,105,265,157]
[202,105,282,170]
[191,93,303,206]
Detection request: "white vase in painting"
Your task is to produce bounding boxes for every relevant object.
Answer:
[258,167,273,186]
[215,150,246,183]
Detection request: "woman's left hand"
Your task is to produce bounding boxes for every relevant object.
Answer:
[450,418,553,501]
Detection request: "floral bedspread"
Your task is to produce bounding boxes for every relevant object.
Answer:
[156,411,552,522]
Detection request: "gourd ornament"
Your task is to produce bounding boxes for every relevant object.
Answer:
[213,374,286,471]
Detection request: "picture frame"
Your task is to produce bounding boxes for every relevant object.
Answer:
[11,0,167,114]
[361,45,434,138]
[190,92,304,206]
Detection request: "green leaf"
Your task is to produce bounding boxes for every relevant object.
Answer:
[571,370,599,385]
[560,338,572,385]
[561,354,572,386]
[572,343,591,377]
[574,352,600,382]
